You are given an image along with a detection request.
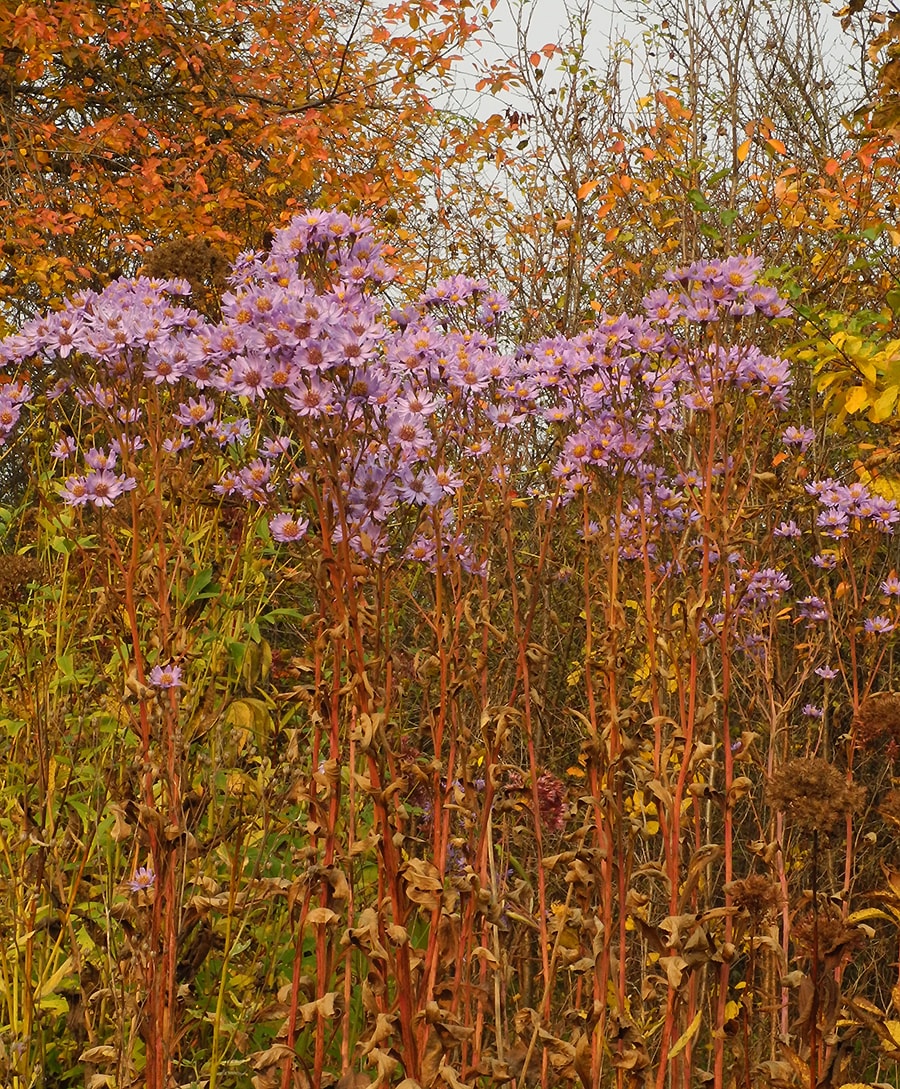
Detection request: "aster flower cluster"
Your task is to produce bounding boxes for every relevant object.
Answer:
[644,256,790,324]
[0,209,893,644]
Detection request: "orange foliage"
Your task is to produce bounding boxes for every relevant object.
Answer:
[0,0,483,317]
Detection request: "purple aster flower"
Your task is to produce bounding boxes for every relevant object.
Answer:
[405,536,437,564]
[127,866,156,893]
[395,472,443,508]
[59,475,91,506]
[871,498,900,532]
[208,418,251,446]
[817,508,849,537]
[213,472,239,497]
[149,662,183,688]
[84,447,118,471]
[50,436,77,460]
[163,434,194,453]
[84,470,135,507]
[285,377,335,418]
[227,354,271,400]
[802,704,824,719]
[812,552,838,570]
[260,436,292,459]
[815,666,839,679]
[881,573,900,596]
[865,616,896,634]
[174,396,215,427]
[797,596,828,622]
[143,350,187,385]
[721,255,763,290]
[427,466,464,496]
[782,426,814,452]
[269,513,310,543]
[0,397,21,436]
[774,520,802,539]
[743,567,791,608]
[388,412,432,452]
[642,288,682,324]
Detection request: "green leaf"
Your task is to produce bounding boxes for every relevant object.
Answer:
[687,189,712,212]
[180,567,218,605]
[56,652,77,684]
[706,167,731,186]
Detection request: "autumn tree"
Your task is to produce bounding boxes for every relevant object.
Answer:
[0,0,487,325]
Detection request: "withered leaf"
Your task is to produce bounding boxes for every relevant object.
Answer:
[403,857,444,910]
[659,953,689,988]
[79,1046,119,1063]
[306,907,340,925]
[335,1074,371,1089]
[342,908,390,961]
[298,992,338,1023]
[252,1043,297,1069]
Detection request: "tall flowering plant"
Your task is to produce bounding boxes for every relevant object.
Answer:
[0,213,898,1088]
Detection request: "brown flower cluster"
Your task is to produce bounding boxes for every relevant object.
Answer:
[726,875,782,920]
[144,238,229,316]
[0,554,41,605]
[792,903,862,960]
[854,692,900,752]
[767,757,864,834]
[879,788,900,828]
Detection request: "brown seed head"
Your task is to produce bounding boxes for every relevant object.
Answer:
[726,875,782,920]
[0,555,42,605]
[792,903,862,960]
[855,692,900,750]
[767,757,864,834]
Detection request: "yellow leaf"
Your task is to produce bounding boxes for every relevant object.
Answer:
[36,956,74,1000]
[847,907,892,924]
[736,139,751,162]
[871,384,899,422]
[577,179,601,200]
[668,1010,702,1059]
[844,385,870,414]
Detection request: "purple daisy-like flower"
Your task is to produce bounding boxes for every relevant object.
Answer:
[865,616,896,634]
[174,395,215,428]
[802,704,824,719]
[269,513,310,543]
[50,435,77,460]
[815,665,839,679]
[127,866,156,893]
[59,475,91,506]
[774,520,802,539]
[149,662,183,689]
[782,426,814,452]
[882,573,900,597]
[84,470,136,507]
[797,596,828,622]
